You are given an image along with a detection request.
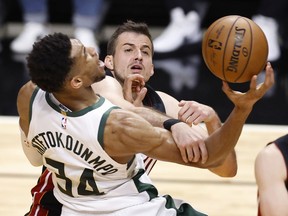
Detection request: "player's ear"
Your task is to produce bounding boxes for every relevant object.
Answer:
[105,55,114,70]
[70,76,82,89]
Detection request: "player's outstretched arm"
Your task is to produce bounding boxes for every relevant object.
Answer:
[98,63,274,168]
[204,62,274,166]
[103,63,273,169]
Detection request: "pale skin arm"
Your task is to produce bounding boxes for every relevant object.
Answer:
[93,76,136,109]
[177,100,221,132]
[157,91,210,163]
[119,74,210,164]
[122,74,225,165]
[255,144,288,216]
[92,76,172,127]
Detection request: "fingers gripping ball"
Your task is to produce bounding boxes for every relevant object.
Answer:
[202,15,268,83]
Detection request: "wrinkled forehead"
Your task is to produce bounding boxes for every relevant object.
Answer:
[70,38,82,58]
[117,32,153,49]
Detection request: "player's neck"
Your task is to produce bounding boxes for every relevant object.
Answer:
[49,93,72,113]
[50,91,99,112]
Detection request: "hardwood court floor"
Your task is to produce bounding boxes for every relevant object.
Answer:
[1,116,287,216]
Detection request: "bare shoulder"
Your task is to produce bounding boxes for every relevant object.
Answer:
[256,143,282,162]
[255,143,286,178]
[17,81,36,132]
[17,81,36,110]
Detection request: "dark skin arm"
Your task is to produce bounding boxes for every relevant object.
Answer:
[17,81,35,136]
[101,102,244,168]
[104,63,274,168]
[17,81,42,166]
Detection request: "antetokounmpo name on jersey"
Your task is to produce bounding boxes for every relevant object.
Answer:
[31,131,118,175]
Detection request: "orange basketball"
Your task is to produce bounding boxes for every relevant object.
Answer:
[202,15,268,83]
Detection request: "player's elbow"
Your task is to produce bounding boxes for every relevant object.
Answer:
[207,157,238,177]
[218,166,238,177]
[25,153,43,166]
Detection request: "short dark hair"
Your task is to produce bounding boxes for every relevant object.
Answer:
[107,20,154,56]
[26,33,73,92]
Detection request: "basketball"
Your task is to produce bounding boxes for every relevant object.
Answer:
[202,15,268,83]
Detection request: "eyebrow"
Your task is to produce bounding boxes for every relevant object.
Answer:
[123,43,152,50]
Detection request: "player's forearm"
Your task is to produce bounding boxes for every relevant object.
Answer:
[128,106,171,127]
[204,111,222,135]
[105,110,177,163]
[205,112,238,177]
[204,106,251,166]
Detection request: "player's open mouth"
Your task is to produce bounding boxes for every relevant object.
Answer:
[130,64,143,72]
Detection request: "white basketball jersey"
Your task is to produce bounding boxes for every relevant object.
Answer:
[27,88,207,216]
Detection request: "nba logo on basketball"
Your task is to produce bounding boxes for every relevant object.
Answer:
[208,39,222,50]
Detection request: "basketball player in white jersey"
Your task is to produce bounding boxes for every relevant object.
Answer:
[17,32,274,215]
[24,21,237,216]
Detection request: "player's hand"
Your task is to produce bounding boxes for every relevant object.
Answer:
[170,122,208,164]
[222,62,274,110]
[122,74,147,107]
[178,100,217,126]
